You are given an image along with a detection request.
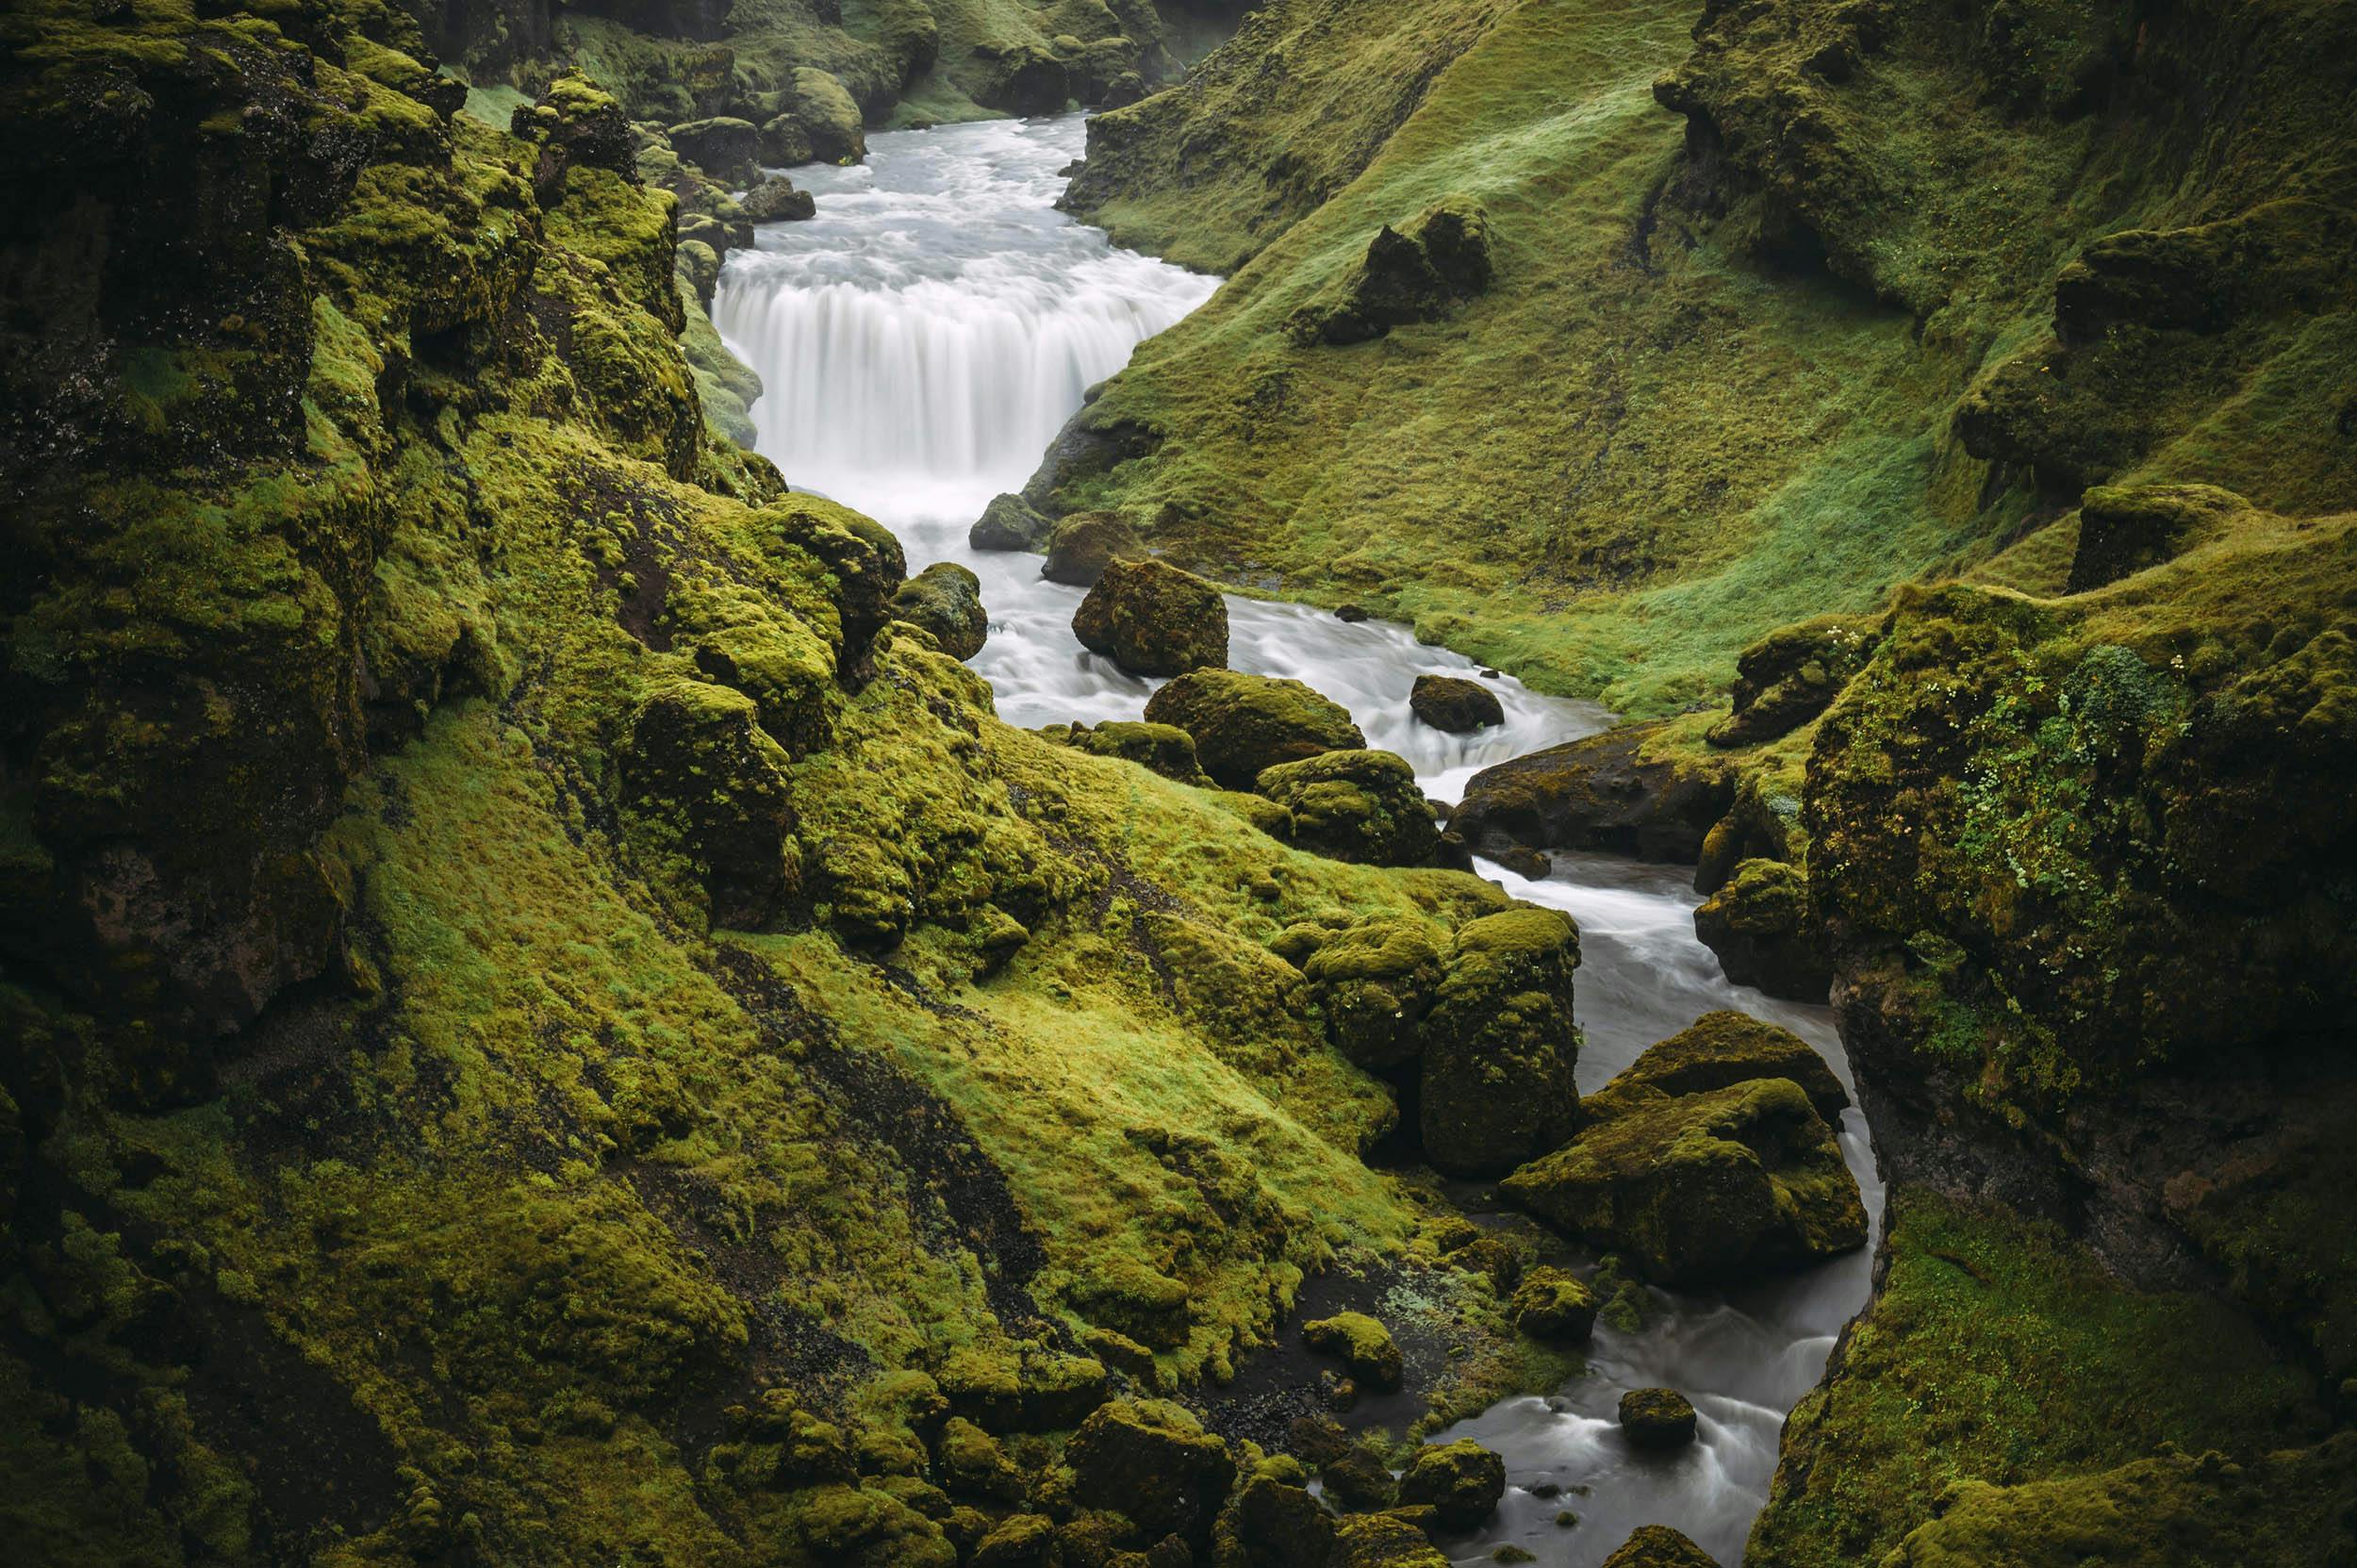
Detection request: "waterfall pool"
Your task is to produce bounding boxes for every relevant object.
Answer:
[715,112,1879,1567]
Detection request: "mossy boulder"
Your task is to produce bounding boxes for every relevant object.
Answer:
[1600,1523,1717,1567]
[933,1415,1025,1504]
[1296,916,1447,1072]
[1291,198,1493,345]
[1409,673,1504,733]
[741,173,816,223]
[890,562,989,661]
[1588,1010,1847,1123]
[1063,1399,1236,1544]
[1253,750,1439,867]
[972,1511,1055,1567]
[1502,1077,1866,1286]
[1397,1438,1506,1529]
[1214,1469,1337,1567]
[2066,483,2248,593]
[1692,858,1830,1002]
[1455,720,1733,865]
[1331,1511,1451,1567]
[1420,906,1582,1177]
[1072,557,1230,675]
[1145,670,1367,789]
[786,1482,960,1566]
[1508,1266,1598,1343]
[975,43,1071,116]
[618,679,799,929]
[937,1346,1110,1433]
[760,113,817,168]
[971,491,1055,552]
[1041,511,1146,586]
[1319,1445,1398,1511]
[1706,612,1883,748]
[785,68,867,164]
[880,0,941,85]
[1049,719,1211,784]
[1301,1311,1402,1390]
[667,116,760,185]
[1617,1388,1697,1451]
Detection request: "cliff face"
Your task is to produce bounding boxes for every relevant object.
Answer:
[0,6,1558,1562]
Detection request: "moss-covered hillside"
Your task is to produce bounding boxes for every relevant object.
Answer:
[0,4,1575,1561]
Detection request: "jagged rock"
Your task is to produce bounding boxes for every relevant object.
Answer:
[1215,1469,1336,1566]
[1073,558,1229,675]
[933,1416,1025,1503]
[1508,1266,1598,1343]
[1454,719,1732,865]
[741,173,816,223]
[1706,612,1882,748]
[1330,1512,1450,1567]
[1253,750,1440,866]
[1409,673,1504,732]
[1420,906,1583,1176]
[619,679,799,929]
[975,43,1070,116]
[1291,198,1492,344]
[891,562,989,661]
[760,113,816,167]
[1588,1010,1847,1123]
[1692,858,1829,1002]
[667,116,760,185]
[1600,1524,1717,1567]
[1144,670,1367,789]
[1041,512,1146,586]
[1617,1388,1697,1451]
[1319,1446,1398,1512]
[971,491,1055,552]
[2066,483,2248,593]
[1296,917,1447,1072]
[1397,1439,1505,1529]
[1301,1312,1402,1390]
[1099,71,1148,109]
[1502,1077,1866,1286]
[1063,1400,1236,1544]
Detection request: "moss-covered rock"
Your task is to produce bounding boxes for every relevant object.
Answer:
[1691,858,1829,1002]
[1063,1399,1237,1546]
[1290,197,1493,345]
[1041,511,1146,586]
[1600,1524,1717,1567]
[933,1415,1025,1504]
[1072,557,1230,675]
[1508,1266,1598,1343]
[667,115,760,184]
[1588,1010,1847,1123]
[1253,750,1439,867]
[1409,673,1504,733]
[1047,719,1212,784]
[1214,1468,1338,1567]
[741,173,816,223]
[1330,1510,1451,1568]
[1617,1387,1697,1451]
[890,561,989,661]
[1455,721,1733,865]
[1301,1311,1403,1390]
[1297,916,1448,1072]
[974,42,1072,117]
[618,678,799,928]
[1706,612,1884,748]
[1419,906,1582,1178]
[1396,1437,1505,1529]
[971,490,1055,552]
[784,67,868,164]
[2066,483,2249,594]
[1503,1077,1865,1286]
[1145,670,1367,789]
[1319,1444,1399,1512]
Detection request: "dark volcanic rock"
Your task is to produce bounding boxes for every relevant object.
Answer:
[1063,1399,1236,1545]
[1453,719,1733,864]
[1691,858,1830,1002]
[1072,557,1229,675]
[970,490,1054,552]
[1409,673,1504,732]
[667,116,760,185]
[740,173,816,223]
[1396,1438,1505,1528]
[1617,1388,1697,1451]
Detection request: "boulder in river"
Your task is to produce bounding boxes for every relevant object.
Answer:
[1617,1388,1698,1451]
[1040,511,1145,586]
[1691,858,1831,1002]
[1508,1266,1599,1343]
[1072,557,1229,675]
[1601,1525,1718,1567]
[1587,1009,1847,1122]
[1144,669,1365,789]
[1409,672,1504,732]
[1331,1512,1449,1568]
[1294,916,1446,1072]
[1419,905,1582,1177]
[785,67,867,164]
[740,173,816,223]
[889,562,989,661]
[666,116,761,186]
[1253,749,1438,866]
[970,490,1053,552]
[1502,1075,1866,1286]
[1452,718,1733,865]
[1397,1438,1506,1529]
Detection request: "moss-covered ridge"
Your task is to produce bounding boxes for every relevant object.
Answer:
[1045,0,2355,714]
[0,8,1566,1561]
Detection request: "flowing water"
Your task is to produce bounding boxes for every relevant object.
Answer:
[716,113,1880,1568]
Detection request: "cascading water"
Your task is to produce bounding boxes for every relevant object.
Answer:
[717,112,1877,1567]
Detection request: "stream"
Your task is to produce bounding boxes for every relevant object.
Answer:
[714,112,1881,1568]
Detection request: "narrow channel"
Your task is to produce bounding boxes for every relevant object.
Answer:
[714,112,1881,1568]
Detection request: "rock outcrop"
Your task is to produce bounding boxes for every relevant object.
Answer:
[1691,857,1830,1002]
[1409,672,1504,732]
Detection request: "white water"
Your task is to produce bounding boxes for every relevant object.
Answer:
[716,113,1878,1567]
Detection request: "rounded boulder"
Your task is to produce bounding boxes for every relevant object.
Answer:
[1144,669,1366,789]
[1072,557,1228,675]
[1410,673,1504,732]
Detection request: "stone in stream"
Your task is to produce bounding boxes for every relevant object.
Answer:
[1508,1265,1599,1343]
[1600,1523,1717,1565]
[1252,749,1438,866]
[666,116,761,186]
[1409,672,1504,732]
[1691,858,1832,1002]
[970,490,1054,552]
[1452,718,1734,865]
[1072,557,1229,675]
[1396,1438,1507,1528]
[740,173,816,223]
[889,561,988,660]
[1584,1008,1847,1122]
[1040,511,1146,586]
[1418,906,1582,1178]
[1618,1388,1700,1452]
[1144,669,1365,789]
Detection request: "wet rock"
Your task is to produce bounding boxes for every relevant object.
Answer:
[1410,673,1505,733]
[1616,1388,1697,1451]
[1420,906,1582,1178]
[667,116,760,185]
[1335,603,1371,622]
[1296,917,1447,1072]
[1073,557,1230,675]
[676,237,720,307]
[890,562,989,661]
[970,490,1054,552]
[741,173,816,223]
[1599,1523,1717,1566]
[1397,1439,1506,1529]
[1508,1266,1598,1343]
[1691,858,1829,1002]
[2066,483,2248,593]
[619,679,798,929]
[1302,1311,1403,1390]
[1454,719,1732,865]
[1589,1010,1848,1123]
[1491,844,1552,880]
[1502,1077,1867,1286]
[1063,1399,1237,1545]
[1253,750,1440,866]
[1144,669,1366,789]
[1706,612,1882,748]
[759,113,816,168]
[1319,1446,1398,1512]
[1041,512,1146,586]
[1330,1512,1450,1567]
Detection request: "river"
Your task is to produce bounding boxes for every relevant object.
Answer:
[714,111,1880,1568]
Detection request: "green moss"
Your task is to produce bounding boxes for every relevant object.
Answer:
[1301,1311,1403,1390]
